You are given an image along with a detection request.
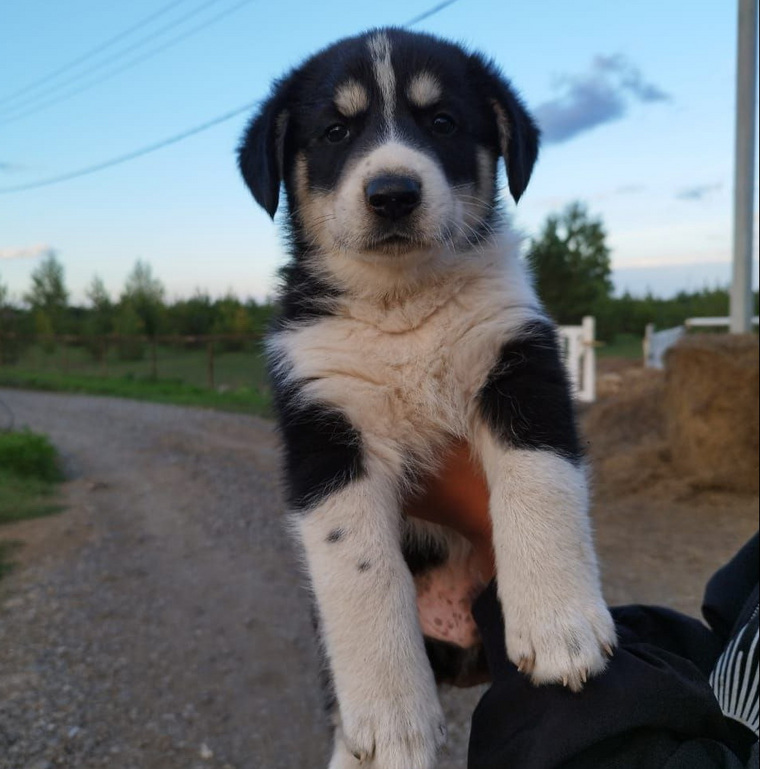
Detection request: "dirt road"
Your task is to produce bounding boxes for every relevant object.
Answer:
[0,391,481,769]
[0,388,756,769]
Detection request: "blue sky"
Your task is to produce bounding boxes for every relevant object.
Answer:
[0,0,757,305]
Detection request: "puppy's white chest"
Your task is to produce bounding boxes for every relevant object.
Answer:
[270,271,537,448]
[275,310,469,441]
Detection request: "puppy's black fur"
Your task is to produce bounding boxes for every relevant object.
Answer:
[235,27,605,767]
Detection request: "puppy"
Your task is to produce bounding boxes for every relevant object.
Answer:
[237,27,616,769]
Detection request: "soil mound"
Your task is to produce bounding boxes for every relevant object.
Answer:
[665,334,759,493]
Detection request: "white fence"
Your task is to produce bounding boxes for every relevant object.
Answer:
[559,316,596,403]
[644,316,759,369]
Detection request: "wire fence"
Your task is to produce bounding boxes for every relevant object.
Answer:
[0,332,268,392]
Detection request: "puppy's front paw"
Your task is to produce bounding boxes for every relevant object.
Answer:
[506,597,617,692]
[340,688,446,769]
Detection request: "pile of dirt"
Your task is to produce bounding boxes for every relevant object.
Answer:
[665,334,759,494]
[585,336,759,498]
[581,348,758,615]
[582,366,671,498]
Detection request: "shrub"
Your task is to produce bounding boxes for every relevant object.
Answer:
[0,429,62,482]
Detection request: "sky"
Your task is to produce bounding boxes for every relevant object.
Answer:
[0,0,758,306]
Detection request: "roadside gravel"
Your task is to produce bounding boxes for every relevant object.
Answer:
[0,390,481,769]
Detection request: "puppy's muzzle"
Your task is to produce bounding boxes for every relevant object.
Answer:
[365,175,422,221]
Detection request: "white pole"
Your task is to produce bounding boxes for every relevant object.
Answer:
[582,316,596,403]
[730,0,758,333]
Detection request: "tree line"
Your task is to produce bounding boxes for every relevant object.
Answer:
[0,256,274,363]
[1,201,755,363]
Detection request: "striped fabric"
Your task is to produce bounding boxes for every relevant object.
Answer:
[709,604,759,736]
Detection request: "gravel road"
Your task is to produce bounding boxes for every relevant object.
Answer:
[0,390,482,769]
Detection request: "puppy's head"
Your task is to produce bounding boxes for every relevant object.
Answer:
[238,28,539,269]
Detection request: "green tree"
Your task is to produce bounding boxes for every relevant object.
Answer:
[120,260,165,339]
[114,302,145,361]
[167,291,215,337]
[212,293,254,351]
[23,251,69,334]
[526,202,613,325]
[84,275,115,360]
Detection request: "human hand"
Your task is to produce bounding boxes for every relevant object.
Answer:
[403,440,495,585]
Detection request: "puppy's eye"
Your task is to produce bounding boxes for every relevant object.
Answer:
[431,113,456,135]
[324,124,350,143]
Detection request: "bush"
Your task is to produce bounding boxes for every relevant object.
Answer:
[0,429,62,482]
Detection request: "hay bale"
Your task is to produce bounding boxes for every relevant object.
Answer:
[665,334,759,493]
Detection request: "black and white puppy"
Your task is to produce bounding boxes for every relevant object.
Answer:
[238,27,616,769]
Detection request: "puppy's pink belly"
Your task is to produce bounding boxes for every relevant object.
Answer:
[414,560,485,648]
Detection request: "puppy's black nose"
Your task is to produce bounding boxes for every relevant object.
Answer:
[365,175,422,220]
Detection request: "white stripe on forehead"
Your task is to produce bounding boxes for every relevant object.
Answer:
[367,32,396,126]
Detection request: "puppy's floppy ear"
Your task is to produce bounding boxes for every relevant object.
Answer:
[469,55,540,203]
[237,86,290,219]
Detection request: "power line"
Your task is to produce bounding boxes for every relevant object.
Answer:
[404,0,461,26]
[0,101,259,194]
[0,0,462,195]
[0,0,249,124]
[0,0,193,109]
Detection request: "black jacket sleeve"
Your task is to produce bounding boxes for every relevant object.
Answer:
[467,584,754,769]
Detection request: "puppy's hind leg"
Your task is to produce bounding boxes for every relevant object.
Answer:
[279,394,445,768]
[296,467,446,769]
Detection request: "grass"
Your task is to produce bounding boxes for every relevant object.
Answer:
[0,370,272,416]
[0,429,64,579]
[598,333,643,359]
[0,343,273,417]
[6,342,269,390]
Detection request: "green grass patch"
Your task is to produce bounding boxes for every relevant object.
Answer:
[6,342,269,391]
[0,429,62,482]
[0,343,273,416]
[0,469,63,526]
[598,333,643,359]
[0,370,272,417]
[0,430,64,579]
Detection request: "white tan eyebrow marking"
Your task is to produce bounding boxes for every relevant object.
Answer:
[334,79,370,117]
[367,32,395,127]
[407,71,442,108]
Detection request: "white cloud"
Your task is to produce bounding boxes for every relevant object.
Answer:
[0,243,52,261]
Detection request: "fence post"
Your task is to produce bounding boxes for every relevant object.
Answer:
[207,340,215,391]
[643,323,654,366]
[582,316,596,403]
[61,336,69,375]
[150,339,157,381]
[100,336,107,376]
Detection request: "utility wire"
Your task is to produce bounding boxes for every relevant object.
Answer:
[0,0,193,109]
[404,0,461,27]
[0,0,248,123]
[0,0,462,195]
[0,101,259,194]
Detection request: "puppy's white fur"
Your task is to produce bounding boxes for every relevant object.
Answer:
[368,32,396,127]
[476,434,615,690]
[272,231,615,766]
[297,469,446,768]
[267,33,615,769]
